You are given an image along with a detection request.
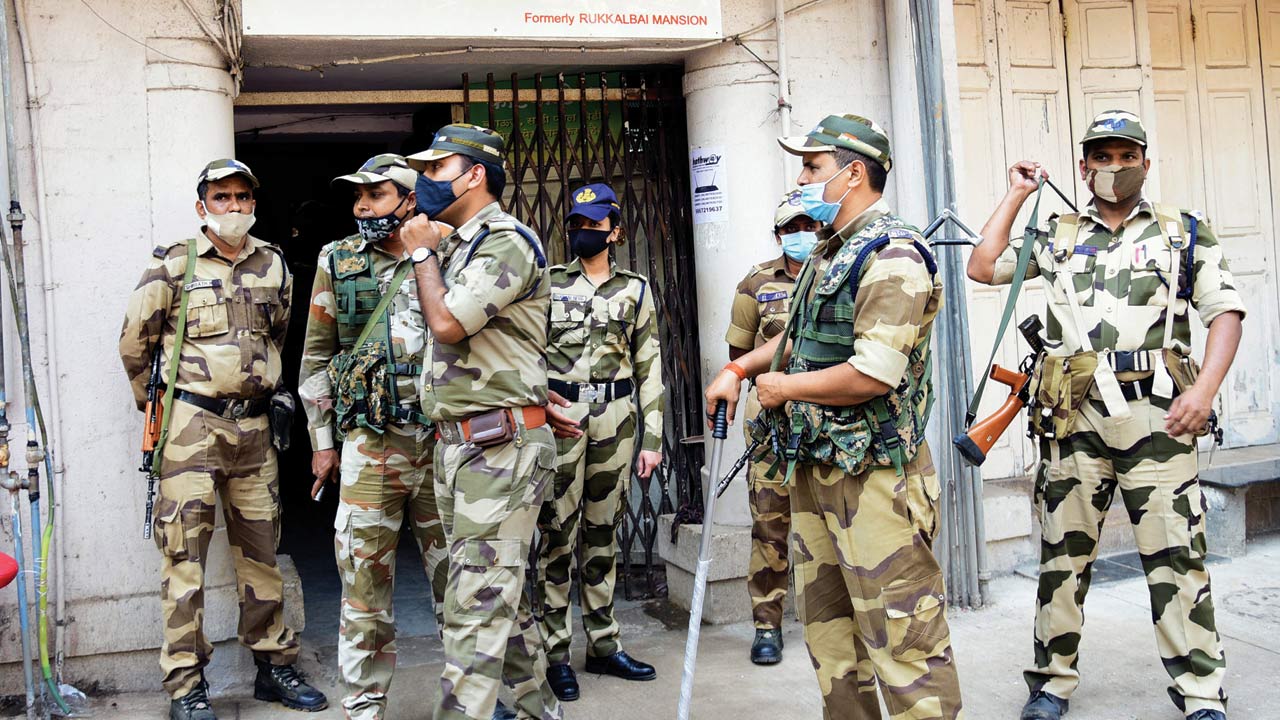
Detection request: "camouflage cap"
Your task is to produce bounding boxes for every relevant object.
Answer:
[778,114,892,171]
[773,188,810,229]
[331,153,418,192]
[197,158,259,188]
[1080,109,1147,147]
[406,123,506,170]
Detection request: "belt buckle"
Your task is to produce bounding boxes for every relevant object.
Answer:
[581,383,602,403]
[228,400,247,420]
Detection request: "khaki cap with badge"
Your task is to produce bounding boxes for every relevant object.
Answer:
[778,113,893,171]
[1079,109,1148,147]
[406,123,506,171]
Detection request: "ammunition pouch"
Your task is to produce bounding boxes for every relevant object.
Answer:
[269,390,295,452]
[1027,352,1097,439]
[328,340,400,438]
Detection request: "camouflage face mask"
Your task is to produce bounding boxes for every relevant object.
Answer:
[1086,164,1146,203]
[355,194,409,243]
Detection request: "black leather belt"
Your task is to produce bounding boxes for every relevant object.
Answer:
[548,378,633,404]
[176,390,270,419]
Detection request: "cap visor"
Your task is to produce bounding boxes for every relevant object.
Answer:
[406,148,456,171]
[567,205,615,222]
[774,210,806,228]
[205,168,261,187]
[329,173,387,188]
[1078,132,1147,147]
[778,136,835,156]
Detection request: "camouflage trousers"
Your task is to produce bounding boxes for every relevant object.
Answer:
[744,392,791,630]
[535,395,636,664]
[791,442,964,720]
[433,419,562,720]
[1027,396,1227,714]
[335,423,449,720]
[152,399,298,698]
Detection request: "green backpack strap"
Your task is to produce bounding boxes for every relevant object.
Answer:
[352,260,413,351]
[152,239,198,477]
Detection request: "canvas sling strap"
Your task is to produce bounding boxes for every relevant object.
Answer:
[152,239,198,476]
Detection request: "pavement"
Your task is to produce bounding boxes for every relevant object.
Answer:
[74,534,1280,719]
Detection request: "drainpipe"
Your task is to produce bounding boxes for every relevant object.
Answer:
[12,0,69,676]
[774,0,793,186]
[906,0,989,606]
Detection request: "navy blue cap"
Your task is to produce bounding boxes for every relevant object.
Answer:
[566,183,621,223]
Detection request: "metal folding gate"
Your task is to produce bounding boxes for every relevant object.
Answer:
[461,70,704,599]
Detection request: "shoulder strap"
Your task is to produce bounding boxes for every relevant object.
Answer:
[152,239,198,476]
[352,261,413,351]
[1051,212,1080,260]
[965,181,1047,425]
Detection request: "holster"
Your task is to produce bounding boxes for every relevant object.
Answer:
[269,389,295,452]
[1027,352,1098,440]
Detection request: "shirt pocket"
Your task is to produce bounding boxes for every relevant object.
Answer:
[605,297,636,346]
[185,288,230,338]
[1127,238,1174,307]
[759,296,791,341]
[549,295,590,345]
[248,286,280,335]
[1048,252,1097,308]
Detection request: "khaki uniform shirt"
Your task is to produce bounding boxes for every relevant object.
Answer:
[992,198,1247,355]
[725,255,796,352]
[548,258,664,451]
[421,202,550,421]
[297,234,427,451]
[120,232,291,409]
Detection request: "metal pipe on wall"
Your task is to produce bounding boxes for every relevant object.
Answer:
[774,0,794,187]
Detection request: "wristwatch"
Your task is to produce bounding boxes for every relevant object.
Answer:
[411,247,436,264]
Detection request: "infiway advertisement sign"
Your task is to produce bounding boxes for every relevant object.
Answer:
[244,1,723,41]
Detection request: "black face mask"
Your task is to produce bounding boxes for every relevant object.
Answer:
[568,227,612,258]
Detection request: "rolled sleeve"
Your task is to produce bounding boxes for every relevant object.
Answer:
[443,281,494,337]
[445,232,538,337]
[1188,219,1247,326]
[725,279,760,349]
[848,246,933,388]
[848,339,909,388]
[990,230,1044,286]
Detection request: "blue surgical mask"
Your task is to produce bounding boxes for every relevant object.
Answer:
[415,169,470,217]
[798,164,853,224]
[780,231,818,261]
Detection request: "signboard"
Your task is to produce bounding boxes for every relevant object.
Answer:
[466,74,624,162]
[689,146,727,225]
[244,1,723,41]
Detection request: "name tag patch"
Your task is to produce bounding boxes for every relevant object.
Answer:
[184,279,221,292]
[1072,244,1098,257]
[552,293,590,303]
[756,290,789,302]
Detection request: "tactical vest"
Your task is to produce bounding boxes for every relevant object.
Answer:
[755,215,937,480]
[326,237,427,435]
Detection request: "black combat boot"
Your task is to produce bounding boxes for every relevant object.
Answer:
[1186,711,1226,720]
[583,650,656,681]
[1020,691,1068,720]
[750,628,783,665]
[253,659,328,712]
[492,699,518,720]
[547,663,580,701]
[169,679,216,720]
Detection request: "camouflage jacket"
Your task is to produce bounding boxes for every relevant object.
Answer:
[725,255,796,352]
[993,198,1247,355]
[120,232,291,410]
[298,234,426,451]
[548,258,664,452]
[421,202,550,422]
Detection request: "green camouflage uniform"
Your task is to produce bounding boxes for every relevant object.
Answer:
[535,257,663,665]
[298,233,447,720]
[120,232,298,698]
[726,255,795,631]
[425,202,561,720]
[781,199,963,719]
[992,198,1245,715]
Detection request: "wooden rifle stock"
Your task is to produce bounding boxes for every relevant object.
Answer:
[953,364,1029,466]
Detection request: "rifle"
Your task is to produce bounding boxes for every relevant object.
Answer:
[140,348,163,539]
[954,315,1044,466]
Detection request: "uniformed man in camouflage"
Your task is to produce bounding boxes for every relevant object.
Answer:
[705,114,964,719]
[968,110,1243,720]
[534,183,664,702]
[298,154,448,720]
[120,159,327,720]
[399,124,561,720]
[725,188,819,666]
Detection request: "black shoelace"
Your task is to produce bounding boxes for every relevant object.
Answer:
[269,664,304,689]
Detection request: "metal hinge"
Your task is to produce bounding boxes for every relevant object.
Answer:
[1060,0,1068,39]
[1190,13,1197,41]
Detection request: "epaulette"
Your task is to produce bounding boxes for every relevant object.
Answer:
[616,267,647,282]
[153,238,187,259]
[886,227,917,240]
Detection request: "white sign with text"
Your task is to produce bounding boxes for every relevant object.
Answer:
[690,146,728,225]
[244,1,722,40]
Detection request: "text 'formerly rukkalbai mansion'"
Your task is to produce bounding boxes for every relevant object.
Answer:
[523,11,711,27]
